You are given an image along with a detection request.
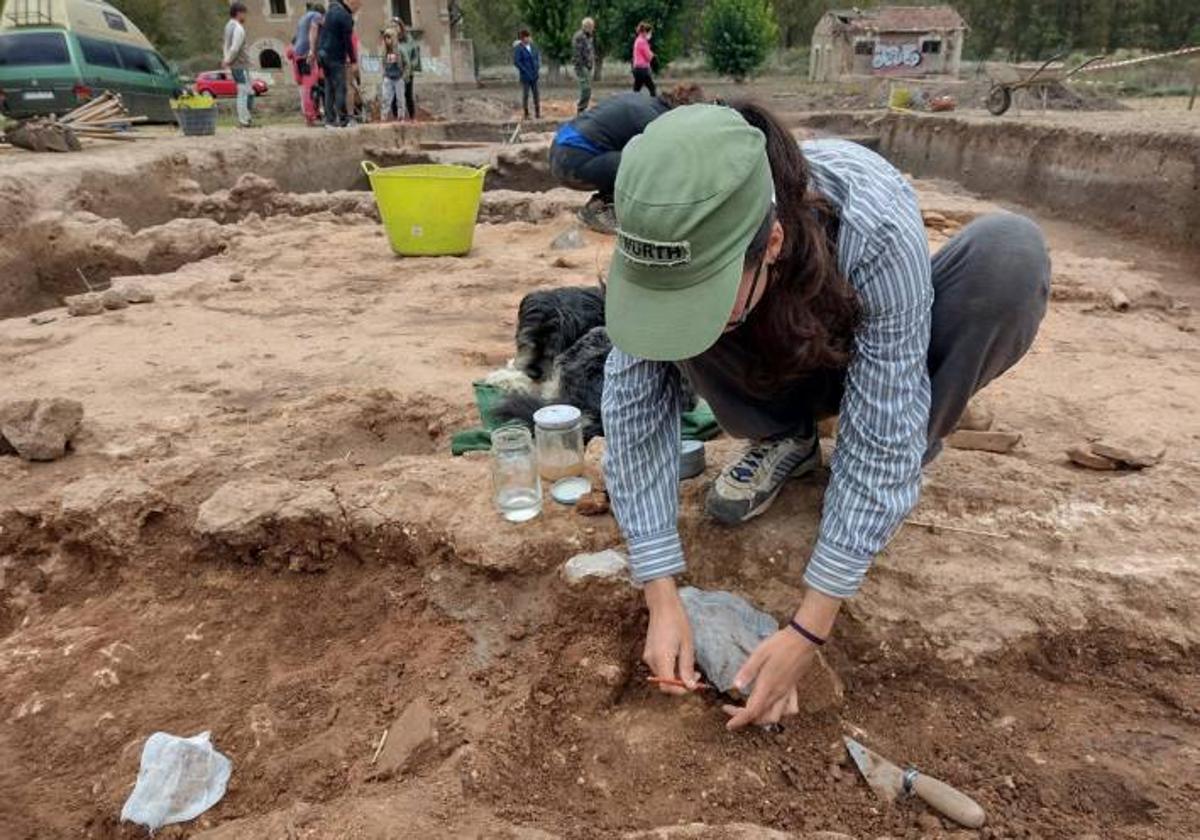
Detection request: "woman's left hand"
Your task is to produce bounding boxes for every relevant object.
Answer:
[722,629,816,730]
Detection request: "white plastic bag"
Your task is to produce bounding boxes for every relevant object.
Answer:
[120,731,232,831]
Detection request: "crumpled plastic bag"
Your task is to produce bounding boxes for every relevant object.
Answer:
[678,587,778,693]
[121,731,232,831]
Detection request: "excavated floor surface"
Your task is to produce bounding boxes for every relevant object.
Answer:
[1,120,1198,840]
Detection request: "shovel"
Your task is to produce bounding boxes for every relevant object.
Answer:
[844,736,986,829]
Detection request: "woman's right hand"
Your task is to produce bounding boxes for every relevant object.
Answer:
[643,578,699,695]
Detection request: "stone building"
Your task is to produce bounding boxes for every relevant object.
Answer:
[809,5,967,82]
[242,0,474,86]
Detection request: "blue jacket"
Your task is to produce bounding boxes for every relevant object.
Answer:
[318,0,355,66]
[513,42,541,84]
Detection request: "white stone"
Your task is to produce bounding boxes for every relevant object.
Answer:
[562,549,628,584]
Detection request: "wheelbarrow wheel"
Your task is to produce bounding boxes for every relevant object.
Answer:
[986,84,1013,116]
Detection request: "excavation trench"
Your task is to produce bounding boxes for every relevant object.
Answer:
[795,110,1200,251]
[0,120,562,320]
[2,491,1196,839]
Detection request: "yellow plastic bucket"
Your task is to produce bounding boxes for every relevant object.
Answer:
[361,161,489,257]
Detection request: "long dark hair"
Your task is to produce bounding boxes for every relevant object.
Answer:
[731,100,860,396]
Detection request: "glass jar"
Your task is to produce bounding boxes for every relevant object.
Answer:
[533,405,591,504]
[491,425,542,522]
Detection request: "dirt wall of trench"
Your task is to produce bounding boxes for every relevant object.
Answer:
[0,121,535,320]
[799,111,1200,252]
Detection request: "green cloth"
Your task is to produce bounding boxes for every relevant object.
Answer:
[450,393,720,456]
[451,428,495,456]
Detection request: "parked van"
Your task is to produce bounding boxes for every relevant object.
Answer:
[0,0,180,122]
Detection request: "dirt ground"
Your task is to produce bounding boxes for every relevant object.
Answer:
[1,88,1199,840]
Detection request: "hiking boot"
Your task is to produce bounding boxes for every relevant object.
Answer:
[577,196,617,235]
[705,433,821,525]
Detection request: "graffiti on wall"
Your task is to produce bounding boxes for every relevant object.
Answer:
[872,42,922,74]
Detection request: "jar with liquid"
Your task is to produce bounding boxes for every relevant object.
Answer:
[533,405,591,504]
[491,425,542,522]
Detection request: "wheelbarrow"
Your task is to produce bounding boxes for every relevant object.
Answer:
[985,52,1105,115]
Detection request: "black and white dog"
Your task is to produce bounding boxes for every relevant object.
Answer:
[511,287,606,384]
[491,285,695,441]
[492,286,610,441]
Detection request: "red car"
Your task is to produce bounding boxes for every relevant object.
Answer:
[193,71,269,98]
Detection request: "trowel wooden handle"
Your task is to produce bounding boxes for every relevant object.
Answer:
[911,773,986,828]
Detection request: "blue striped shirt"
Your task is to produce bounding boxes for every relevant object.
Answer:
[601,138,933,598]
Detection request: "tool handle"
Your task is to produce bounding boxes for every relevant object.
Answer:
[911,773,986,828]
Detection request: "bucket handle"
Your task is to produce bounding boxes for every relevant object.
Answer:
[361,160,380,176]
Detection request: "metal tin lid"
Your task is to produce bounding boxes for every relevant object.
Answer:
[533,404,582,431]
[550,475,592,504]
[679,439,706,480]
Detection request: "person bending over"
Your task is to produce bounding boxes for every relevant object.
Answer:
[601,102,1050,729]
[549,84,707,234]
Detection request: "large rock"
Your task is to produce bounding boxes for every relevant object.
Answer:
[196,478,340,537]
[195,478,344,570]
[61,474,165,543]
[1091,437,1166,468]
[0,398,84,461]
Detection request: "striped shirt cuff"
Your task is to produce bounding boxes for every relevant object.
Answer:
[804,540,871,599]
[627,531,686,585]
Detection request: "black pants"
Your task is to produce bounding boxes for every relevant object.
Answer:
[404,77,415,119]
[521,79,540,118]
[633,67,656,96]
[322,60,347,126]
[549,143,622,199]
[678,214,1052,460]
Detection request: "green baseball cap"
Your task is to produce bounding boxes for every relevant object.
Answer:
[606,104,773,362]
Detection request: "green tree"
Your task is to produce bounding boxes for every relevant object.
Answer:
[516,0,577,76]
[597,0,690,69]
[702,0,778,81]
[108,0,174,51]
[460,0,522,66]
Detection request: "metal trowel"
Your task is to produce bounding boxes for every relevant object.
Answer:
[844,736,986,829]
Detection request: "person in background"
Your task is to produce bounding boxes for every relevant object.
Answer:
[632,21,656,96]
[394,19,419,121]
[348,29,363,122]
[291,2,325,126]
[513,29,541,120]
[222,2,253,128]
[380,22,408,122]
[318,0,360,128]
[549,84,707,234]
[572,17,596,115]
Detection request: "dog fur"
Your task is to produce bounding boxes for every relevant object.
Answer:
[493,286,695,442]
[510,287,606,383]
[494,287,609,440]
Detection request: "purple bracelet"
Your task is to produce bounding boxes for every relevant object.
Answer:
[789,619,826,646]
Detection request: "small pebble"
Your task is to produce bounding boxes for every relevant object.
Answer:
[100,289,130,310]
[67,292,104,317]
[229,271,245,283]
[916,812,942,832]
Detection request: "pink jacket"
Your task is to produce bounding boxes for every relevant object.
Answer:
[633,34,654,69]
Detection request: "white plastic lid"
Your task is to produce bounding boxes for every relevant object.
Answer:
[550,475,592,504]
[533,404,582,431]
